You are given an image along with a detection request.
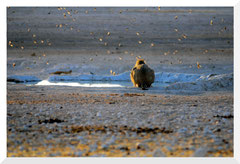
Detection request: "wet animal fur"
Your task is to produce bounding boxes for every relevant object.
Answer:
[130,59,155,90]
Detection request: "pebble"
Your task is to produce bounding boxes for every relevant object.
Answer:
[153,148,166,157]
[136,142,149,150]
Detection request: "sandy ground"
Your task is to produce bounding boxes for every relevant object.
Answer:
[7,7,233,157]
[7,7,233,78]
[7,84,233,157]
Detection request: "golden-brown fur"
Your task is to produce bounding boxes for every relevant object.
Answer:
[130,59,155,89]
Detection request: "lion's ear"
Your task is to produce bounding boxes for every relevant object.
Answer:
[136,56,139,60]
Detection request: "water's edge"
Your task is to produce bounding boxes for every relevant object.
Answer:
[7,72,233,92]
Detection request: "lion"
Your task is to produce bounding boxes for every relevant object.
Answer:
[130,59,155,90]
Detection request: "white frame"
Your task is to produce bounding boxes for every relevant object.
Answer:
[1,0,239,164]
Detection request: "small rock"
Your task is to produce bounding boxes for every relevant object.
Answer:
[213,128,221,133]
[136,142,149,150]
[117,146,130,152]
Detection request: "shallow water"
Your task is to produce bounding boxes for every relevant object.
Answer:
[34,80,129,88]
[30,80,169,88]
[7,71,233,92]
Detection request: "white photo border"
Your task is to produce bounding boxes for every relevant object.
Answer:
[1,0,239,164]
